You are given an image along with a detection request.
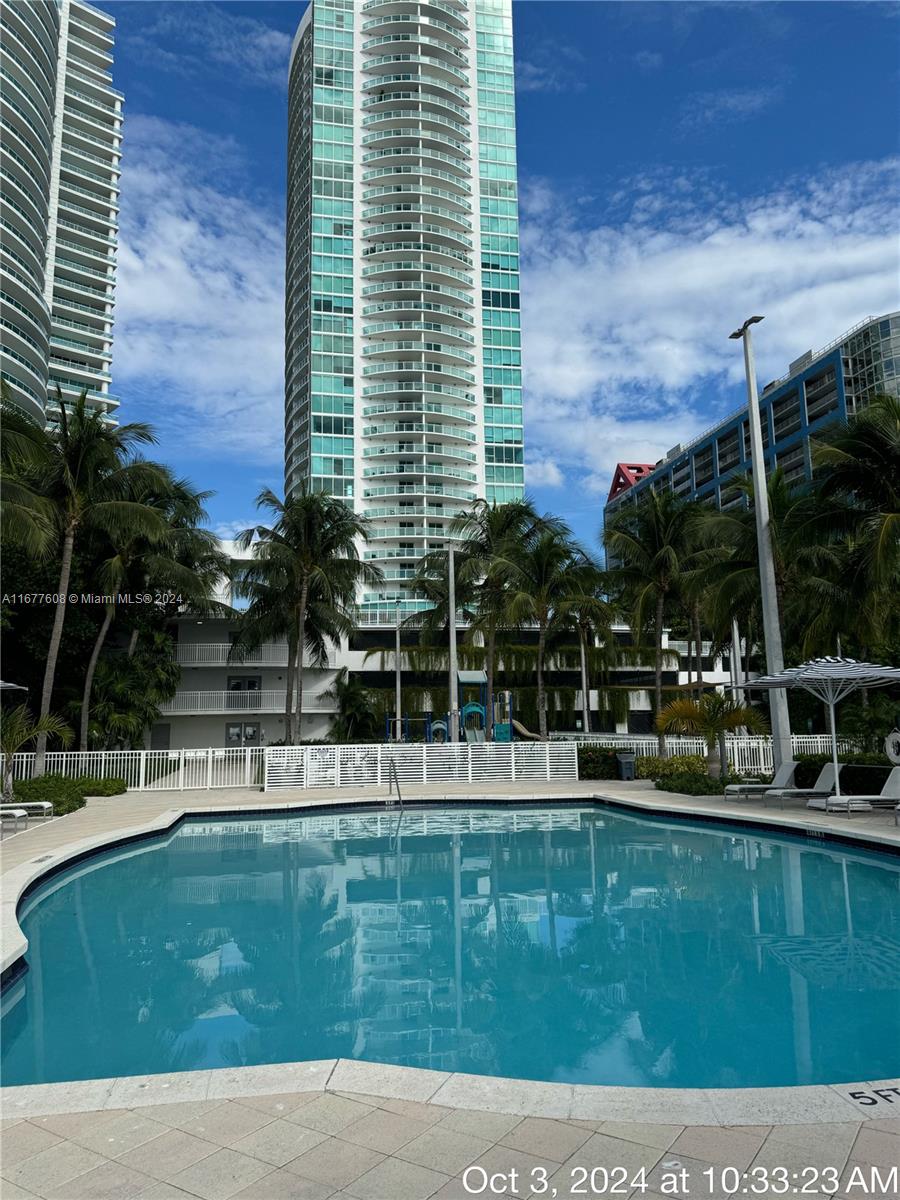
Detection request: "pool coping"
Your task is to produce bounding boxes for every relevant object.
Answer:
[2,789,899,1127]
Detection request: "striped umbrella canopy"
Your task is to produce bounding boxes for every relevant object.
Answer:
[749,658,900,801]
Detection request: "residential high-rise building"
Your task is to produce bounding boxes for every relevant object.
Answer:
[1,0,121,426]
[285,0,524,623]
[604,312,900,520]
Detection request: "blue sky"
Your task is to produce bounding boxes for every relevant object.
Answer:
[106,0,900,550]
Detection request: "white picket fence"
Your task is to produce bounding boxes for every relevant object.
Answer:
[561,734,853,775]
[264,742,579,791]
[10,748,266,791]
[8,734,851,795]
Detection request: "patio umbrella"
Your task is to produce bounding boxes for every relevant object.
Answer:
[748,658,900,807]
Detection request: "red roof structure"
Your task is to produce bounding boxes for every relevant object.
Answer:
[607,462,655,503]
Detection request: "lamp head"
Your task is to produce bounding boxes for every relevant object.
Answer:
[729,315,765,339]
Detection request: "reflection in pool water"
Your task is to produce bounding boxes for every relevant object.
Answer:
[2,805,899,1088]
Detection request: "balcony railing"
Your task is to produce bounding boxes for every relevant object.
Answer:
[174,644,336,667]
[159,690,337,715]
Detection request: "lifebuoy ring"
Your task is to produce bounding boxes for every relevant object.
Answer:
[885,728,900,766]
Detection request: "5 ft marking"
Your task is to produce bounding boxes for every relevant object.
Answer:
[849,1087,900,1106]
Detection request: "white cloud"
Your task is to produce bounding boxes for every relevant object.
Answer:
[115,115,285,465]
[126,4,293,90]
[519,158,900,501]
[516,43,587,94]
[633,50,663,71]
[524,459,564,488]
[677,85,783,133]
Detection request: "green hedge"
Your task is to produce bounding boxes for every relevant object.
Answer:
[13,774,127,814]
[655,773,726,796]
[637,754,708,781]
[74,776,127,796]
[577,746,618,779]
[794,753,889,793]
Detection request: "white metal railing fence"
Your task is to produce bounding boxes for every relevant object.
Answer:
[8,734,854,795]
[557,733,856,774]
[173,644,337,667]
[10,748,266,791]
[158,691,336,715]
[264,742,579,790]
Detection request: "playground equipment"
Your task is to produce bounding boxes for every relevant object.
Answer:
[382,677,527,743]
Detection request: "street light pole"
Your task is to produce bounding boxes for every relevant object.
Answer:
[394,599,402,742]
[729,316,792,770]
[448,543,459,743]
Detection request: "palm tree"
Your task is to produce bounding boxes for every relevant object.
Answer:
[448,499,562,740]
[502,526,582,740]
[656,692,769,778]
[1,706,72,801]
[236,487,382,743]
[557,557,612,735]
[802,394,900,653]
[87,633,180,749]
[77,474,228,750]
[2,390,168,771]
[323,668,381,743]
[604,490,700,755]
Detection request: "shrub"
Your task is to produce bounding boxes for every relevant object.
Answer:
[637,754,708,781]
[794,753,889,793]
[74,776,127,796]
[577,746,618,779]
[655,773,726,796]
[14,774,86,815]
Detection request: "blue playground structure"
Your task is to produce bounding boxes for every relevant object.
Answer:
[385,672,517,743]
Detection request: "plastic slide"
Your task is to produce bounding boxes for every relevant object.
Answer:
[511,719,542,741]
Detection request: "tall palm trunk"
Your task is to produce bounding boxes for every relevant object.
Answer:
[655,594,665,758]
[126,628,140,657]
[485,619,496,742]
[284,628,298,744]
[293,582,309,743]
[79,605,115,750]
[536,620,548,740]
[693,603,703,695]
[578,625,591,735]
[35,525,75,775]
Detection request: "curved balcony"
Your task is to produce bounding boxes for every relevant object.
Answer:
[362,361,476,387]
[362,377,475,402]
[362,71,469,104]
[362,318,474,345]
[363,34,469,68]
[362,261,474,291]
[362,339,475,365]
[361,13,469,46]
[362,54,469,86]
[363,242,472,272]
[362,90,469,121]
[362,398,476,423]
[363,440,477,463]
[363,224,474,254]
[364,420,476,442]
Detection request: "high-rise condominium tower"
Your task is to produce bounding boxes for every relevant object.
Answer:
[1,0,121,426]
[286,0,524,622]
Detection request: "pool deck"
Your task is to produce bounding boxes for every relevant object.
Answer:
[2,782,899,1199]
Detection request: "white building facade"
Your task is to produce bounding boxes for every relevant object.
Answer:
[285,0,525,626]
[0,0,121,425]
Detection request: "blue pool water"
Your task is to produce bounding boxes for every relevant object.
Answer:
[2,805,899,1089]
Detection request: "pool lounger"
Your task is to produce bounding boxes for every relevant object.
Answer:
[11,800,54,820]
[764,763,841,809]
[0,807,30,833]
[808,766,900,815]
[725,760,797,801]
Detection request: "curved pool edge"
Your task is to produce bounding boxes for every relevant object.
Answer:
[2,788,899,1126]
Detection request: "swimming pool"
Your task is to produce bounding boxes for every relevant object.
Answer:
[2,804,899,1089]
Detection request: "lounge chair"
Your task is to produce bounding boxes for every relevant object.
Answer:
[10,800,54,821]
[725,760,797,802]
[0,808,30,834]
[808,766,900,815]
[764,762,841,810]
